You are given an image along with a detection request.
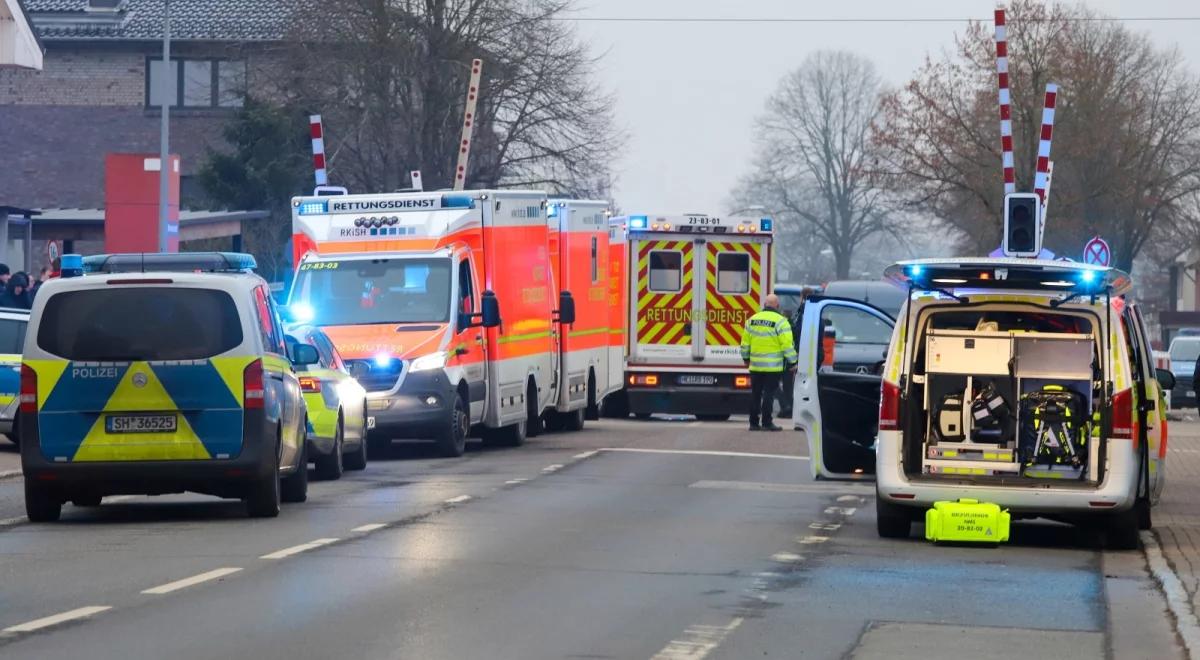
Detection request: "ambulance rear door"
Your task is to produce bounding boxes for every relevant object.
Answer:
[696,223,772,368]
[628,224,698,367]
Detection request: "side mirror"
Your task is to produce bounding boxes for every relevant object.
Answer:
[290,343,320,366]
[1156,368,1177,392]
[557,290,576,325]
[481,290,501,328]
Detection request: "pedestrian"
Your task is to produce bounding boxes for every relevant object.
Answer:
[0,272,33,309]
[740,293,798,432]
[777,287,816,419]
[0,264,11,286]
[30,265,51,298]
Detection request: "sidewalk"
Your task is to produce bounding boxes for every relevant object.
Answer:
[1153,414,1200,653]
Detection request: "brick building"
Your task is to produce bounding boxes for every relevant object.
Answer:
[0,0,295,271]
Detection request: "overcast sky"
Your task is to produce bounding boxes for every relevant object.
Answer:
[570,0,1200,214]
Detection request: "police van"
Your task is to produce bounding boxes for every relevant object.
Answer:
[794,258,1172,549]
[0,307,30,445]
[19,253,314,521]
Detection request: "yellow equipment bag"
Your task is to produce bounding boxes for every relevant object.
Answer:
[925,498,1011,544]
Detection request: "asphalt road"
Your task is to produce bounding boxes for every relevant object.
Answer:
[0,417,1185,659]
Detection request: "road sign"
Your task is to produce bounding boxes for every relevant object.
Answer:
[1083,237,1111,267]
[46,240,60,264]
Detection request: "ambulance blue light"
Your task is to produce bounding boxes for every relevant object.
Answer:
[760,218,773,232]
[441,194,474,209]
[298,200,328,215]
[630,216,648,229]
[291,302,315,323]
[547,203,560,219]
[908,265,924,277]
[1080,269,1096,284]
[374,353,395,368]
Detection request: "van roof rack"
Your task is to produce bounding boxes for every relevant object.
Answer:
[83,252,258,274]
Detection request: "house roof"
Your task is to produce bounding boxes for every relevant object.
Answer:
[25,0,299,41]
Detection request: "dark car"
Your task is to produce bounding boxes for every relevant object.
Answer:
[820,280,905,319]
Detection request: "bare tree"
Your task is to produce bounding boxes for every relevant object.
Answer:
[876,0,1200,270]
[743,51,893,279]
[278,0,622,196]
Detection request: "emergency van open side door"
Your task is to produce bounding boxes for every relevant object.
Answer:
[795,297,894,480]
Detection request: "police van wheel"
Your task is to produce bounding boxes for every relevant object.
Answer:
[876,496,913,539]
[245,448,281,518]
[344,417,369,472]
[281,440,309,503]
[1106,509,1142,550]
[314,419,345,481]
[435,394,468,458]
[25,481,62,523]
[1136,498,1153,531]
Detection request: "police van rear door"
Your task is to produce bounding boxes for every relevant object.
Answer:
[30,282,251,462]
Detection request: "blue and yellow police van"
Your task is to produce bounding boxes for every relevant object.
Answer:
[0,307,30,446]
[19,253,314,521]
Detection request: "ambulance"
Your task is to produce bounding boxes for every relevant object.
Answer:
[289,190,615,457]
[609,213,776,420]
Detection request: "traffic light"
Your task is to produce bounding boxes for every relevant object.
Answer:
[1003,193,1042,257]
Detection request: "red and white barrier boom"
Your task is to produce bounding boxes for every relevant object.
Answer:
[994,9,1015,195]
[453,59,483,191]
[1033,83,1058,205]
[310,114,328,187]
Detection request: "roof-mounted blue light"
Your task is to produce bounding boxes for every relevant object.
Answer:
[298,200,328,215]
[547,202,560,219]
[84,252,258,274]
[760,218,773,232]
[441,194,475,209]
[908,264,924,277]
[60,254,84,278]
[630,215,648,229]
[1080,269,1096,284]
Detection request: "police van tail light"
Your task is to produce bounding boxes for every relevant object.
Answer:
[244,359,265,410]
[19,364,37,414]
[1111,387,1136,443]
[879,380,901,431]
[298,376,321,393]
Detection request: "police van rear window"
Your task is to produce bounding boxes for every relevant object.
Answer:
[38,288,243,361]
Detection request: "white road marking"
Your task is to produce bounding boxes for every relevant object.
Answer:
[837,494,863,503]
[650,618,744,660]
[573,450,598,459]
[824,506,858,516]
[541,464,563,473]
[444,495,472,504]
[799,536,829,545]
[0,515,25,527]
[141,568,242,595]
[1142,531,1200,657]
[771,551,804,563]
[3,606,112,633]
[504,478,528,485]
[690,480,867,494]
[351,523,387,533]
[259,538,339,560]
[604,447,809,461]
[810,522,841,531]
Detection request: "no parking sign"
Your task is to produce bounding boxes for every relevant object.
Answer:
[1083,237,1111,267]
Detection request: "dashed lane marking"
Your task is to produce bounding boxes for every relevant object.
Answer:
[351,523,387,533]
[604,448,810,461]
[3,606,112,633]
[824,506,858,516]
[260,538,339,560]
[690,480,868,494]
[573,450,598,459]
[650,618,744,660]
[141,568,242,595]
[771,551,804,563]
[444,495,472,504]
[799,536,829,545]
[504,478,528,485]
[542,464,564,473]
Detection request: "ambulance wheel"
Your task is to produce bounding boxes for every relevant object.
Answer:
[525,382,543,438]
[244,446,281,518]
[314,418,345,480]
[344,415,369,471]
[483,419,526,448]
[544,413,566,433]
[281,440,308,503]
[25,481,61,523]
[1106,508,1141,550]
[876,496,913,539]
[1136,497,1153,531]
[563,408,585,432]
[585,374,600,421]
[601,390,629,418]
[435,394,469,457]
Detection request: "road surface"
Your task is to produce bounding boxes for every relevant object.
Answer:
[0,416,1185,659]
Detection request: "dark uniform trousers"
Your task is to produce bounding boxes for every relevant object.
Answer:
[750,371,783,427]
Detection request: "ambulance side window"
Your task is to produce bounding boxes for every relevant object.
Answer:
[716,253,750,294]
[458,259,475,316]
[649,251,682,292]
[591,237,599,284]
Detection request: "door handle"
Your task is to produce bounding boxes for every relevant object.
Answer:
[455,347,469,356]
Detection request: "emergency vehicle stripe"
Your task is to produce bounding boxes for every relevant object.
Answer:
[636,238,693,346]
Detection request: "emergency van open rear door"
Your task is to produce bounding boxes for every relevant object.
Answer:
[795,297,895,479]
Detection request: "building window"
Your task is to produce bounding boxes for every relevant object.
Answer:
[146,58,246,108]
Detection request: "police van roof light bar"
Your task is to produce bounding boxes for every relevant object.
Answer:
[84,252,258,274]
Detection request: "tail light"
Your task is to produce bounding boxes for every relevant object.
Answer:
[1111,387,1136,443]
[734,376,751,389]
[298,376,321,393]
[19,364,37,414]
[879,380,901,431]
[628,374,659,387]
[244,359,265,409]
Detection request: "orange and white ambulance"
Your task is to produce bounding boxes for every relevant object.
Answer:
[288,190,610,457]
[609,213,775,420]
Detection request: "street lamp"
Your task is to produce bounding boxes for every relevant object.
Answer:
[157,0,170,253]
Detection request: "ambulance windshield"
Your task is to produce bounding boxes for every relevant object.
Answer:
[291,257,452,326]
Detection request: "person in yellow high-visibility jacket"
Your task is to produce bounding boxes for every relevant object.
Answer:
[740,294,798,431]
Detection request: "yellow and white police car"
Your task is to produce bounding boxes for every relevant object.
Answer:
[19,253,312,521]
[286,325,368,479]
[0,307,30,446]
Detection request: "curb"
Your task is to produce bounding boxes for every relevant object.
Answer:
[1143,530,1200,659]
[0,470,20,482]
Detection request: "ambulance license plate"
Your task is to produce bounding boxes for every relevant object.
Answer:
[678,375,717,386]
[106,414,177,434]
